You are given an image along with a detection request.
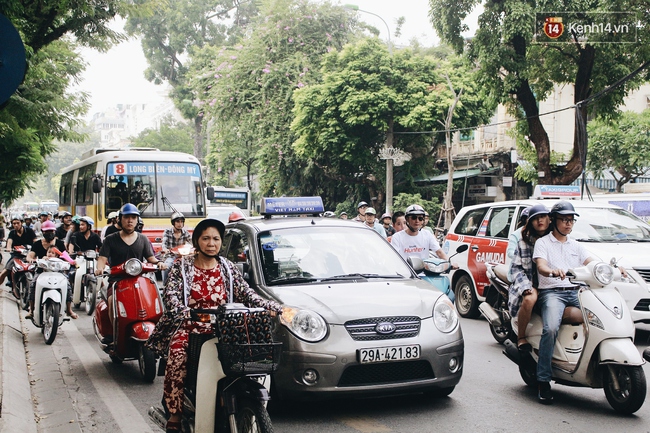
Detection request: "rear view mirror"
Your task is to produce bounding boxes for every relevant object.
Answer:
[92,175,102,194]
[206,186,215,200]
[408,257,424,273]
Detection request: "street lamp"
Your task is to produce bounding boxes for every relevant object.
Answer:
[344,4,404,213]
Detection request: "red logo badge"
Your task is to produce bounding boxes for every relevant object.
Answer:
[544,17,564,39]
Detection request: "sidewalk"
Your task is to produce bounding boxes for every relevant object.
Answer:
[0,287,38,432]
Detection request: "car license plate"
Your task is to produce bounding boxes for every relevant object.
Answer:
[358,345,421,364]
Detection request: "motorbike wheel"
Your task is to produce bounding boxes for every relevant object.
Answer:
[109,354,123,364]
[234,398,273,433]
[138,344,157,383]
[454,275,480,318]
[603,365,647,414]
[490,323,514,345]
[518,362,537,387]
[84,280,96,316]
[11,275,20,300]
[42,301,59,345]
[18,275,30,311]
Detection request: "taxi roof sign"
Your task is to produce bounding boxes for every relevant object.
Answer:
[260,196,324,216]
[532,185,581,199]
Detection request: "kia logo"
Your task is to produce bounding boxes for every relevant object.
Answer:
[376,322,396,334]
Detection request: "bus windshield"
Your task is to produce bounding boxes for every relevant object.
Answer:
[105,161,204,217]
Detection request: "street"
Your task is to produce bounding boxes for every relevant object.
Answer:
[20,297,650,433]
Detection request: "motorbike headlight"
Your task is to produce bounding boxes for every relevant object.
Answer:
[55,261,71,272]
[433,296,459,333]
[280,306,328,342]
[85,251,97,259]
[124,259,143,276]
[424,261,450,274]
[593,262,614,286]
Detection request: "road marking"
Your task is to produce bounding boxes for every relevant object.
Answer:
[338,416,392,432]
[64,321,155,433]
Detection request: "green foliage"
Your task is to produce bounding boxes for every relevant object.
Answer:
[131,116,194,154]
[587,110,650,191]
[393,192,441,226]
[429,0,650,185]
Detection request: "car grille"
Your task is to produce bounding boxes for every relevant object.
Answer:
[634,299,650,311]
[337,360,435,387]
[633,268,650,284]
[344,316,420,341]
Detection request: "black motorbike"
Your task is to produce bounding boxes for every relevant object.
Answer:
[479,262,515,344]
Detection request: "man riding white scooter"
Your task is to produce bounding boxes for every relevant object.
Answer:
[533,201,597,404]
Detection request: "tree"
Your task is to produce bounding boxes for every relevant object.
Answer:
[194,0,356,205]
[587,110,650,192]
[131,115,194,154]
[125,0,260,161]
[292,39,493,210]
[0,0,125,204]
[429,0,650,185]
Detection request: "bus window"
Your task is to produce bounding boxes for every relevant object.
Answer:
[76,163,97,205]
[60,171,73,206]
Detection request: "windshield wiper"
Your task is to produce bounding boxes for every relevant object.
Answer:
[575,238,604,242]
[267,276,320,286]
[320,273,405,281]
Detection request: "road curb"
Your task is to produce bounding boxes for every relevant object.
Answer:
[0,288,38,433]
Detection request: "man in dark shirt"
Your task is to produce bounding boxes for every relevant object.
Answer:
[55,211,72,241]
[0,217,37,286]
[95,204,166,334]
[68,216,102,254]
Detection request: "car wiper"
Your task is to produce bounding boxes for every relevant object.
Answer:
[574,238,604,242]
[321,273,405,281]
[267,276,320,286]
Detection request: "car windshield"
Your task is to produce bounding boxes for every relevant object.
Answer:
[572,206,650,242]
[258,226,412,285]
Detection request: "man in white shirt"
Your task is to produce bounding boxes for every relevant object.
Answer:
[533,201,595,405]
[391,204,447,261]
[363,207,386,238]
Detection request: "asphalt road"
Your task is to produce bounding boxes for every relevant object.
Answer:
[22,302,650,433]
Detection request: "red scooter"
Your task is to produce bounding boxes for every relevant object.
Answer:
[92,258,163,382]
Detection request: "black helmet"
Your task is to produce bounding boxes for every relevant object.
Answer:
[527,204,549,220]
[60,211,72,218]
[171,211,185,224]
[119,203,140,217]
[192,218,226,248]
[405,204,426,218]
[550,201,580,217]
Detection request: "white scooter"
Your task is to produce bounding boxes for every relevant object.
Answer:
[31,257,71,344]
[502,260,646,414]
[148,303,281,433]
[71,250,99,315]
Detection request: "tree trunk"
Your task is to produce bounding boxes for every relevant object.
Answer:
[193,116,204,161]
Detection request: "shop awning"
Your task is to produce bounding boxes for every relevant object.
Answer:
[415,167,500,185]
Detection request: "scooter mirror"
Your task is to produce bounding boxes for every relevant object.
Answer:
[408,257,424,273]
[643,347,650,362]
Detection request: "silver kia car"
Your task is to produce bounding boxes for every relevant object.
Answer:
[220,198,464,401]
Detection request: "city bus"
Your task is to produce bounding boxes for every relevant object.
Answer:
[23,201,39,214]
[39,200,59,214]
[206,186,252,221]
[59,148,207,250]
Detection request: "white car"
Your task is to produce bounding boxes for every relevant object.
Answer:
[443,191,650,326]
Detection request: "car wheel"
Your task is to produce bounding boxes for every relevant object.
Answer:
[454,275,480,318]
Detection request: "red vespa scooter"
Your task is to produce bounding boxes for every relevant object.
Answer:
[92,258,163,382]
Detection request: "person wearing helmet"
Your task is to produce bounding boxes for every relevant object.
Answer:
[363,207,387,238]
[228,209,246,223]
[339,211,348,220]
[64,215,82,251]
[104,211,122,239]
[380,212,395,237]
[68,216,102,254]
[25,221,71,318]
[101,211,119,241]
[532,201,596,404]
[24,215,34,230]
[161,212,191,282]
[322,211,336,218]
[506,204,551,357]
[55,211,73,241]
[390,204,448,261]
[96,204,167,329]
[34,211,50,237]
[145,218,282,432]
[353,201,369,222]
[0,216,36,287]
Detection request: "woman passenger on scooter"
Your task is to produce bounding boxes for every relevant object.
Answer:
[146,218,283,433]
[507,204,551,353]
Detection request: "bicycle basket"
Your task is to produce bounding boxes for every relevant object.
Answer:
[215,309,281,375]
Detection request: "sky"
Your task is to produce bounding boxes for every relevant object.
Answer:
[77,0,478,119]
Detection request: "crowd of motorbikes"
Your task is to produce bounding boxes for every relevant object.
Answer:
[3,240,275,432]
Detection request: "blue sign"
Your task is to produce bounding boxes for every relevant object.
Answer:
[261,197,324,215]
[107,162,200,177]
[532,185,581,198]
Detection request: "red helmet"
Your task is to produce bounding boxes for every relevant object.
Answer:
[228,210,246,223]
[41,220,56,231]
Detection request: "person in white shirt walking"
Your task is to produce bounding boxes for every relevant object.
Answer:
[391,204,448,261]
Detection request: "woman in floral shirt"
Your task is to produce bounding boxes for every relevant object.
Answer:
[146,218,282,433]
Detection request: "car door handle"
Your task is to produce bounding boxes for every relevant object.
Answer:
[471,245,479,251]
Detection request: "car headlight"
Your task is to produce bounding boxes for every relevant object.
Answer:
[280,306,328,342]
[124,259,143,276]
[424,261,451,274]
[593,262,614,286]
[433,296,458,333]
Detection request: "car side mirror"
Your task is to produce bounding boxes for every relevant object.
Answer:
[408,257,424,273]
